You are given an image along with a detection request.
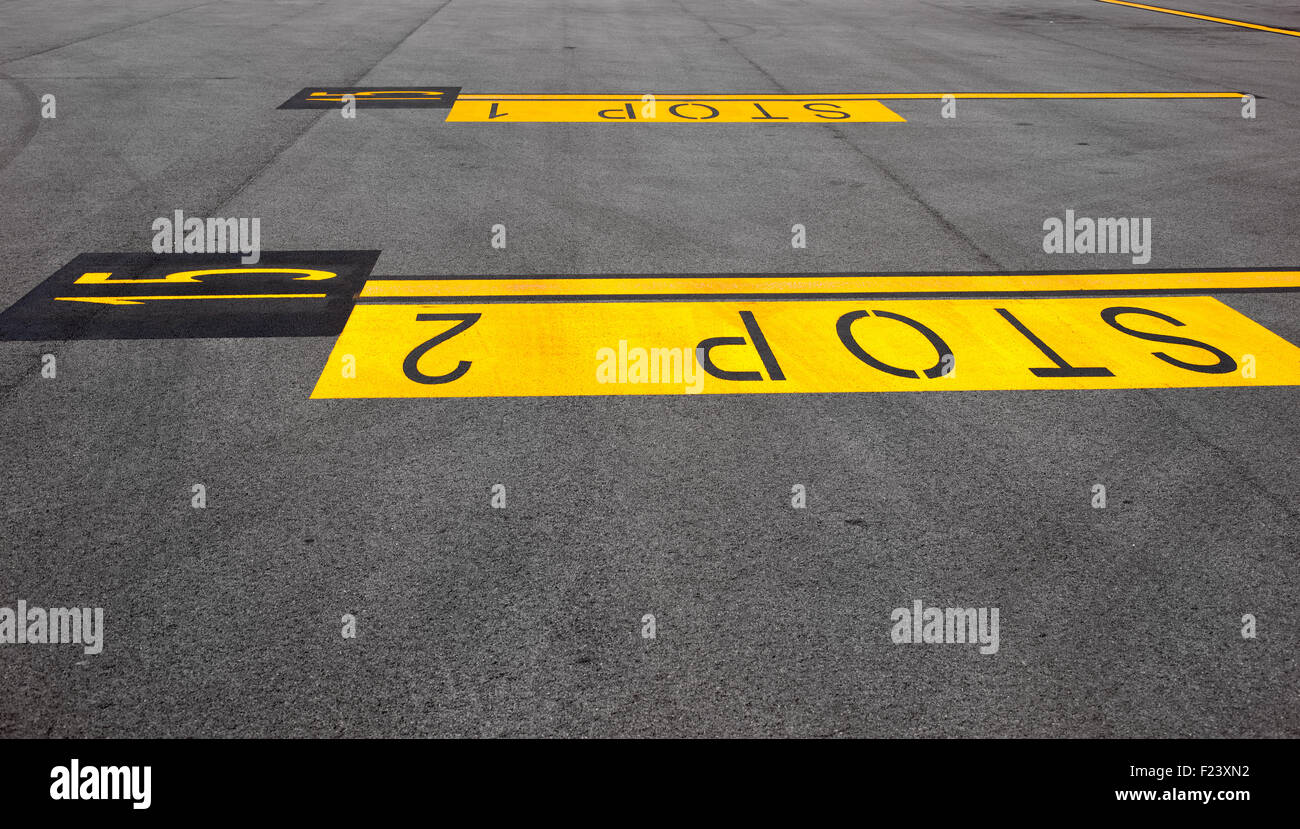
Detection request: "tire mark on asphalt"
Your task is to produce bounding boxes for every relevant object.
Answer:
[669,0,1003,270]
[1140,388,1300,523]
[205,0,457,218]
[0,69,42,176]
[0,0,457,392]
[1,3,219,66]
[912,0,1297,111]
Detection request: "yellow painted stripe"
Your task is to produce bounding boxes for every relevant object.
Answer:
[360,271,1300,300]
[309,96,445,101]
[307,95,445,101]
[74,267,337,285]
[1095,0,1300,37]
[55,293,327,305]
[457,92,1242,100]
[309,91,446,96]
[311,297,1300,399]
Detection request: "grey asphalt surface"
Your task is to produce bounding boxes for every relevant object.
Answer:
[1,0,1297,737]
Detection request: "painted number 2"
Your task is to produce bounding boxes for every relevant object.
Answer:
[402,313,481,384]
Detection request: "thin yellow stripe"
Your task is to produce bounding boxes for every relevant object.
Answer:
[457,92,1242,100]
[309,91,444,96]
[308,96,443,101]
[1095,0,1300,36]
[360,272,1300,299]
[55,293,327,304]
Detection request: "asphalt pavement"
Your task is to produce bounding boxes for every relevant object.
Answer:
[0,0,1297,737]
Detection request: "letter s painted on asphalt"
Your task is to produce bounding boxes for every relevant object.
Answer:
[1100,306,1237,374]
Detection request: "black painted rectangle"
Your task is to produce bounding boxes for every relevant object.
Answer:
[278,86,461,109]
[0,251,380,340]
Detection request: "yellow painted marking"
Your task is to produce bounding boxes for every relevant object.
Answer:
[311,297,1300,398]
[1095,0,1300,37]
[360,270,1300,299]
[308,90,447,100]
[447,98,905,123]
[456,92,1242,100]
[447,92,1241,122]
[75,268,337,285]
[56,293,327,305]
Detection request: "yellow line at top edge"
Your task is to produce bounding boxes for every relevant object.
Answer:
[457,92,1244,100]
[1095,0,1300,37]
[360,271,1300,299]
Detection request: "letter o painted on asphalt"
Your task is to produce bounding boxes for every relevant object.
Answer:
[668,102,720,120]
